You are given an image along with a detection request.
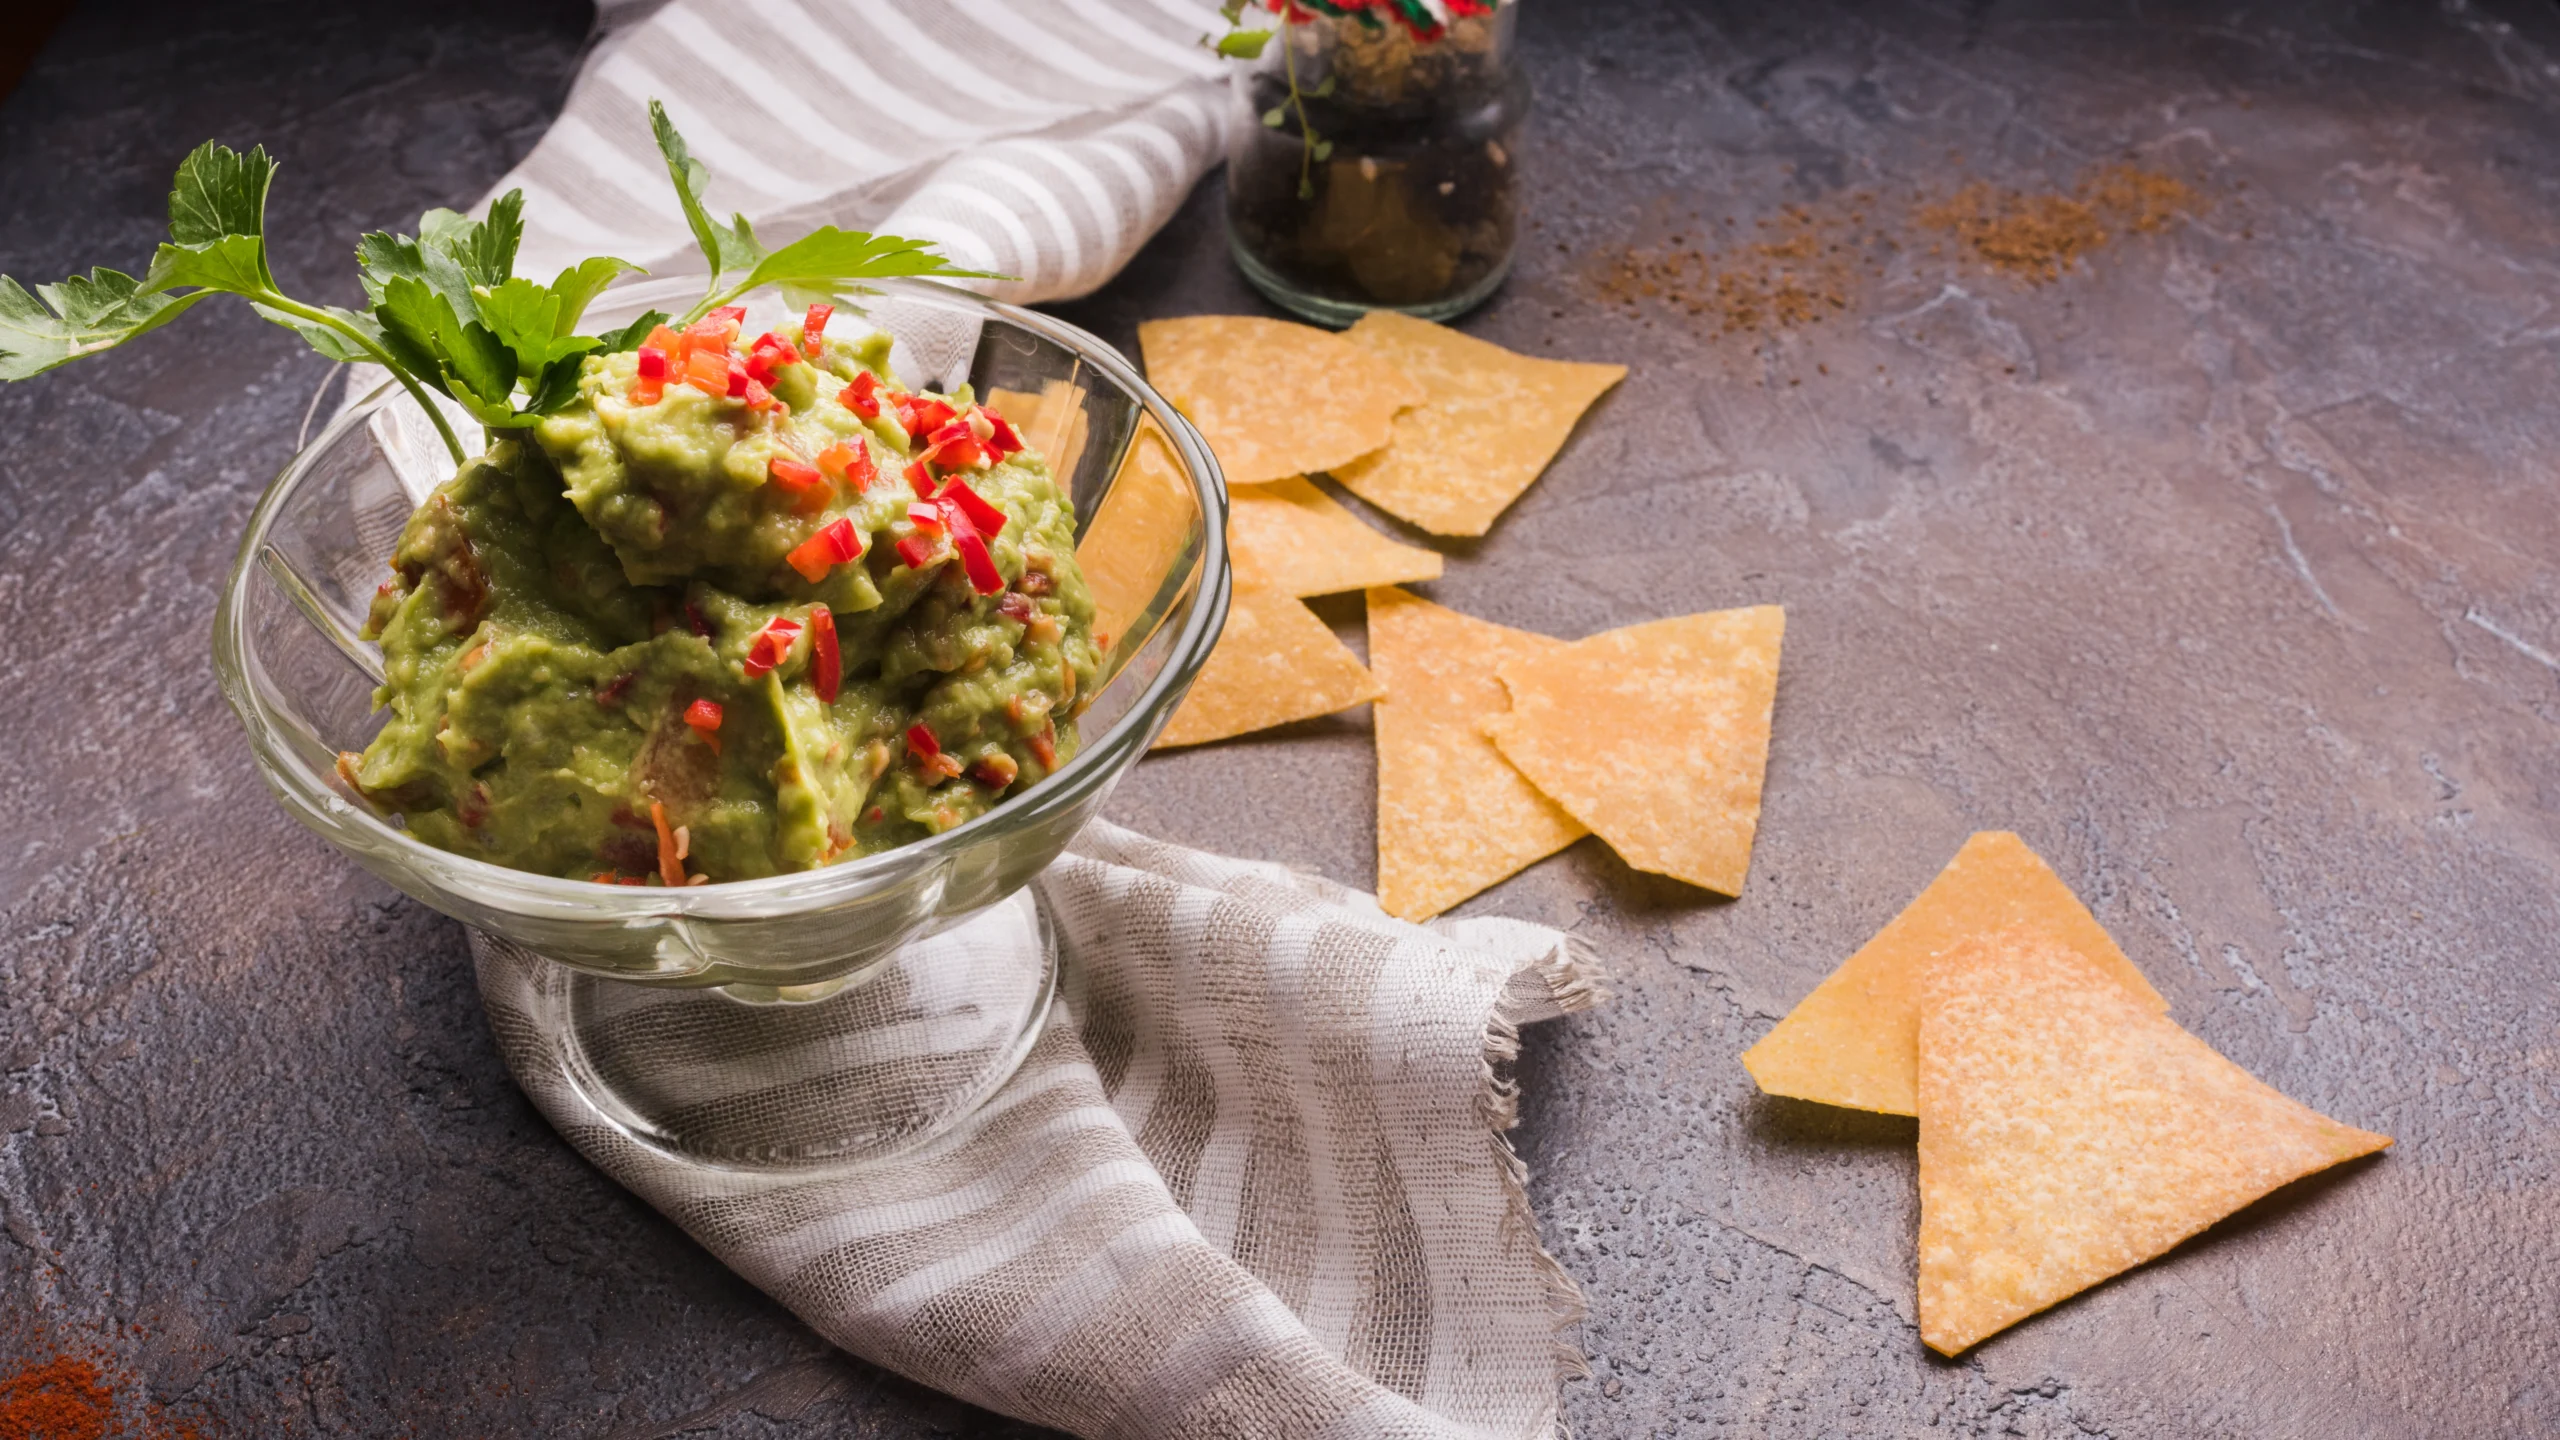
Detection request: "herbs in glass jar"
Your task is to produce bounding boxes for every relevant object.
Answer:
[1216,0,1528,326]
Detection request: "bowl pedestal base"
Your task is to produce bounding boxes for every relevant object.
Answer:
[470,889,1058,1172]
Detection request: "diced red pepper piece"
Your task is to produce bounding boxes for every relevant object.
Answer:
[895,533,941,570]
[938,477,1007,537]
[626,373,665,406]
[1027,724,1057,771]
[922,418,988,471]
[684,347,730,395]
[726,359,749,399]
[904,460,937,498]
[636,347,668,381]
[709,305,747,324]
[768,455,829,514]
[742,377,777,413]
[803,303,832,352]
[969,754,1019,789]
[815,441,873,494]
[905,500,945,534]
[952,528,1003,596]
[841,371,881,419]
[743,349,777,386]
[683,697,724,755]
[896,395,956,440]
[686,314,738,351]
[980,407,1023,456]
[810,605,840,702]
[905,722,941,762]
[742,615,803,679]
[786,517,862,583]
[997,591,1035,621]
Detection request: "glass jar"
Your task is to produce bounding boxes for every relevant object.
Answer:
[1225,3,1530,327]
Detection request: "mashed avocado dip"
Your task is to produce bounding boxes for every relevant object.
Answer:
[346,307,1102,885]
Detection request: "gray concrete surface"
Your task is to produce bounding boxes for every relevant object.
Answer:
[3,1,2556,1435]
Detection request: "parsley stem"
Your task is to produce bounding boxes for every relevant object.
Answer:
[257,292,470,466]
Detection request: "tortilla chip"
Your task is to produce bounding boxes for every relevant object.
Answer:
[1332,312,1625,536]
[1369,588,1587,919]
[1155,586,1384,749]
[1077,421,1197,675]
[1138,316,1424,486]
[1231,478,1444,597]
[1916,930,2389,1355]
[984,380,1090,481]
[1484,606,1781,895]
[1742,832,2166,1116]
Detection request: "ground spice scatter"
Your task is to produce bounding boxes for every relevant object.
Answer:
[1589,160,2210,337]
[1921,162,2199,282]
[0,1355,115,1440]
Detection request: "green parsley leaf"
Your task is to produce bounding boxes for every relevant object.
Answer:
[649,100,765,283]
[736,227,1003,305]
[1215,28,1273,59]
[545,256,642,338]
[0,269,207,380]
[251,301,383,364]
[376,274,515,419]
[166,142,275,256]
[596,309,671,354]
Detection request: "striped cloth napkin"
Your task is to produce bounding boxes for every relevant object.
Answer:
[473,825,1600,1439]
[457,6,1597,1436]
[502,0,1238,302]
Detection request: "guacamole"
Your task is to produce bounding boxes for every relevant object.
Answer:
[345,309,1103,884]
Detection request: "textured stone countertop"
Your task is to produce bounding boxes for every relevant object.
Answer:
[3,1,2557,1436]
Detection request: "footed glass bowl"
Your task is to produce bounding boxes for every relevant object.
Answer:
[214,277,1229,1167]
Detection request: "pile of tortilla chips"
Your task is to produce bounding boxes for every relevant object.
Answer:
[1743,832,2392,1354]
[1128,313,1794,916]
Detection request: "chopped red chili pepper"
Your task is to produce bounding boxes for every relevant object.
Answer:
[810,605,840,702]
[726,359,750,399]
[1027,723,1057,771]
[742,615,803,679]
[635,347,668,381]
[709,305,747,324]
[768,454,828,513]
[969,754,1019,789]
[786,517,863,583]
[816,441,874,494]
[981,407,1023,455]
[903,460,937,499]
[841,370,881,419]
[684,347,730,395]
[905,500,945,534]
[952,528,1004,596]
[895,394,956,440]
[803,303,833,352]
[627,372,664,407]
[905,722,941,761]
[895,533,942,570]
[683,697,724,754]
[742,377,778,413]
[646,323,686,361]
[938,477,1007,537]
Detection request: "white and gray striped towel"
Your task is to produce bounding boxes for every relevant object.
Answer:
[504,0,1237,302]
[460,5,1598,1437]
[474,825,1600,1439]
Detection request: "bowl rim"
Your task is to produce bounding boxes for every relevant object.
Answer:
[213,276,1231,917]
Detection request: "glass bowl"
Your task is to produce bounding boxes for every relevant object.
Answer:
[213,278,1229,1166]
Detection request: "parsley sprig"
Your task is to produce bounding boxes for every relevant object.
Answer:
[0,102,1002,468]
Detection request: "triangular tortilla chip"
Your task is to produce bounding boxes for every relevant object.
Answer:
[1332,312,1625,536]
[1231,478,1443,597]
[1368,588,1587,919]
[1077,421,1198,673]
[1916,930,2390,1355]
[1155,586,1384,749]
[1484,606,1782,895]
[1742,832,2166,1116]
[1139,316,1424,486]
[985,380,1090,481]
